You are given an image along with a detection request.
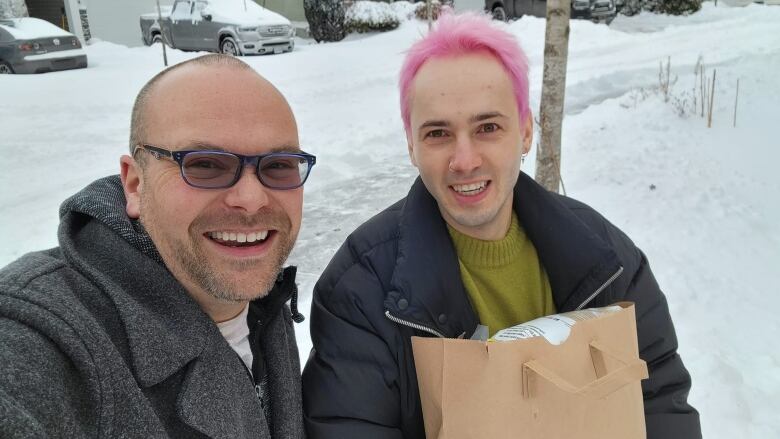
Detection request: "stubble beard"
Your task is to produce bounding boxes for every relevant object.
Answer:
[140,192,297,305]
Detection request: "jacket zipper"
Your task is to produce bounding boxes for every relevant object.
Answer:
[575,266,624,310]
[385,266,624,337]
[384,310,446,338]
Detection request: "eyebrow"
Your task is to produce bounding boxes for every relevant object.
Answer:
[418,120,450,131]
[184,141,302,154]
[417,112,508,132]
[469,111,507,123]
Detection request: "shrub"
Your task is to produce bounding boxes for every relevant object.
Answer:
[344,1,400,33]
[390,1,418,21]
[414,0,442,20]
[621,0,701,16]
[414,0,453,20]
[304,0,347,42]
[659,0,701,15]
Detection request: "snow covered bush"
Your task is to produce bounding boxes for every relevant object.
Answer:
[620,56,703,119]
[414,0,453,20]
[0,0,29,19]
[659,0,701,15]
[621,0,701,16]
[390,1,418,21]
[304,0,347,42]
[344,1,400,33]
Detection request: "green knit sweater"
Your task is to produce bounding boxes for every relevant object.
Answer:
[447,213,556,336]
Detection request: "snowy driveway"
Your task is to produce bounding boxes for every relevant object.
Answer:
[2,4,780,437]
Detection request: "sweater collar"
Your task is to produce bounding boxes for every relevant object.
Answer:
[446,212,526,267]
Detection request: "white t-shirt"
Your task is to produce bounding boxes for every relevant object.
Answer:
[217,304,254,376]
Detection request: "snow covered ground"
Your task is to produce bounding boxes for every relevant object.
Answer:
[2,3,779,436]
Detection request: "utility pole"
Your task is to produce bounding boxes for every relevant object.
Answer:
[156,0,168,67]
[535,0,571,193]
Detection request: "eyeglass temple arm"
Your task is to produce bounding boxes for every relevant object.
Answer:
[136,144,174,160]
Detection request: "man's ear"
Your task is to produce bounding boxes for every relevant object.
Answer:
[120,155,142,219]
[522,111,534,155]
[406,131,418,168]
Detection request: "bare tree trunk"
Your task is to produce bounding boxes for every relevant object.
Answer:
[535,0,571,193]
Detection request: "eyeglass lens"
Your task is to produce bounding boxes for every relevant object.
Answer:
[181,152,309,189]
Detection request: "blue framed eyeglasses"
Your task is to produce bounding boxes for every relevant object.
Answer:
[134,144,316,190]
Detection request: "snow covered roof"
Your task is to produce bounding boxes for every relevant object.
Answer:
[0,17,74,40]
[201,0,290,26]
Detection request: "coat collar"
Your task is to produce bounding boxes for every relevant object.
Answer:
[59,202,298,389]
[511,172,622,311]
[388,172,622,337]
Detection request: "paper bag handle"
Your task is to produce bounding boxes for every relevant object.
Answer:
[522,340,648,400]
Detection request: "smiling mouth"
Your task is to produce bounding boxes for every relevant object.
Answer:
[451,180,490,196]
[206,230,273,247]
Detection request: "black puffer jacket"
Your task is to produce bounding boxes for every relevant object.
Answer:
[302,173,701,439]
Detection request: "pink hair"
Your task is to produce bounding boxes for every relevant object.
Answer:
[399,12,530,134]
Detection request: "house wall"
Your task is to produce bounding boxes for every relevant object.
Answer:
[254,0,304,22]
[82,0,172,47]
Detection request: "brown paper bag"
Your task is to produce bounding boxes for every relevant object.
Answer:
[412,302,649,439]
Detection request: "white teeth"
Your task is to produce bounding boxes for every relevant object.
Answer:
[209,230,270,243]
[453,181,487,193]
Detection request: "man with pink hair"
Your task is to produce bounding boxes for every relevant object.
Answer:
[302,13,700,438]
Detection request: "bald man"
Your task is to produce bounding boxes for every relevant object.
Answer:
[0,54,315,438]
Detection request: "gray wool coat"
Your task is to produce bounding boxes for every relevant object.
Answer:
[0,176,306,438]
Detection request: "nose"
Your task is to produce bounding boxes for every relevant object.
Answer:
[222,166,270,213]
[448,137,482,174]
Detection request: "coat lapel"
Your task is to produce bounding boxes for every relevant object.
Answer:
[176,342,270,439]
[512,172,622,311]
[389,177,480,338]
[62,213,270,438]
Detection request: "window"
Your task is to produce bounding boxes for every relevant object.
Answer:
[170,1,193,21]
[193,1,208,14]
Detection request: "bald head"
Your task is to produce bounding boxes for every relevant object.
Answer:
[129,54,294,156]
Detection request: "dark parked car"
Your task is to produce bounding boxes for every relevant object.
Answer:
[0,17,87,74]
[486,0,617,23]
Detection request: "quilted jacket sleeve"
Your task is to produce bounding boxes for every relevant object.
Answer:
[622,249,702,439]
[302,260,406,439]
